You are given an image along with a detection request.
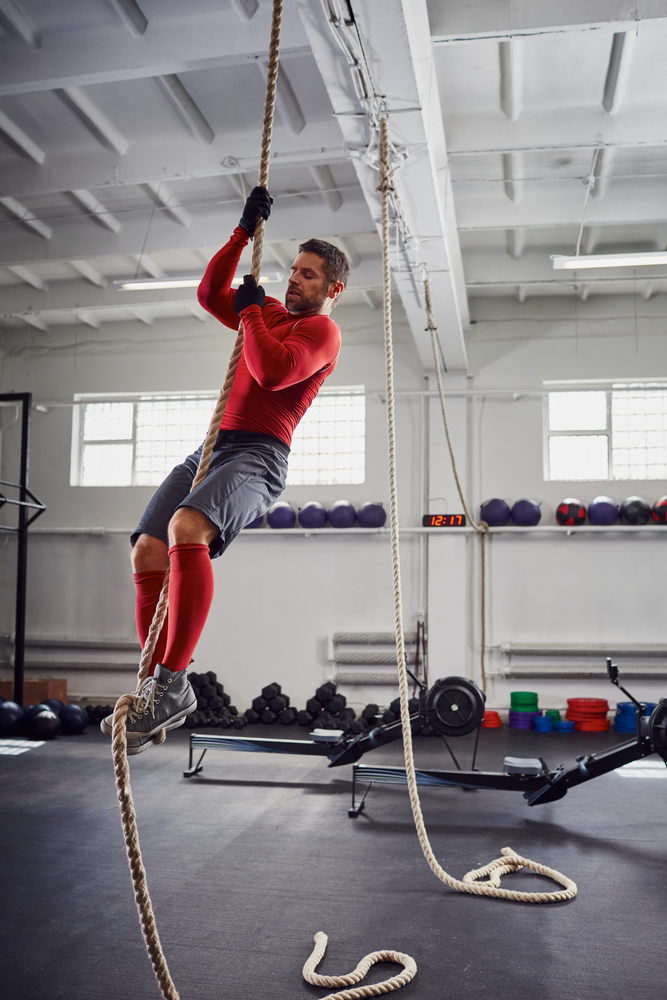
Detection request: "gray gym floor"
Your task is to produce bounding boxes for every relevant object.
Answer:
[2,722,665,999]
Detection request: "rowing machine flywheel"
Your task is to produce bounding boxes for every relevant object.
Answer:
[425,676,486,737]
[648,698,667,761]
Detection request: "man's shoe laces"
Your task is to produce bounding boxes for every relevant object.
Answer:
[127,673,171,723]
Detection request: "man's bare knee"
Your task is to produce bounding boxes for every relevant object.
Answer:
[168,507,219,547]
[132,534,169,573]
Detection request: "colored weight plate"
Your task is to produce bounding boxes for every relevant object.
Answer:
[567,698,609,708]
[575,720,610,731]
[511,691,539,705]
[556,720,575,731]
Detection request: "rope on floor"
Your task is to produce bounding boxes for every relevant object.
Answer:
[303,933,417,999]
[378,114,577,904]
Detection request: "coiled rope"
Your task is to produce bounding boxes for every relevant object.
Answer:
[377,115,576,904]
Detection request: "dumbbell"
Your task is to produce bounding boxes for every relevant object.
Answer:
[328,694,346,713]
[252,696,268,713]
[261,708,277,725]
[232,717,246,729]
[270,695,288,713]
[205,671,217,684]
[382,709,397,724]
[306,697,323,715]
[297,710,313,726]
[339,707,356,721]
[262,682,282,700]
[279,708,297,726]
[245,708,260,724]
[315,682,336,704]
[362,704,379,720]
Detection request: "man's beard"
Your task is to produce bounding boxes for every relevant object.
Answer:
[285,284,328,314]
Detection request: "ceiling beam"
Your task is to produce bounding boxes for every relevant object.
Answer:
[455,182,667,231]
[0,7,310,95]
[0,194,374,270]
[105,0,147,37]
[602,32,636,114]
[155,75,215,145]
[0,120,345,199]
[427,0,667,42]
[257,62,306,135]
[145,181,191,227]
[501,151,523,201]
[499,39,522,121]
[0,0,40,49]
[229,0,259,21]
[309,165,342,213]
[69,259,108,288]
[6,264,47,291]
[21,313,49,332]
[446,106,667,157]
[58,87,129,156]
[133,254,165,279]
[0,108,45,163]
[0,256,383,316]
[462,249,667,287]
[297,0,469,372]
[0,196,52,239]
[69,189,121,233]
[77,309,101,329]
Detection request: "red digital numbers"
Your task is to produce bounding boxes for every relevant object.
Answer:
[422,514,466,527]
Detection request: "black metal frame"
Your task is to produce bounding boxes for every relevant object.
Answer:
[183,662,666,814]
[0,393,46,705]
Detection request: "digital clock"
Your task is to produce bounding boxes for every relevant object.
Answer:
[422,514,467,527]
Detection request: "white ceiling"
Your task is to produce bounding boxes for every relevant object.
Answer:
[1,0,666,370]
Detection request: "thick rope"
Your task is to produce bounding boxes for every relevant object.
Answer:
[423,276,488,690]
[303,933,417,999]
[378,116,576,904]
[110,3,284,997]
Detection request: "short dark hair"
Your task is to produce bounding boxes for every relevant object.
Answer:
[298,238,349,289]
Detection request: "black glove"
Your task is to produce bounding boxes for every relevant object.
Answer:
[235,274,266,315]
[238,186,273,236]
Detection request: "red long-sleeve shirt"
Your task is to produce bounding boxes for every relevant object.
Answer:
[197,227,341,447]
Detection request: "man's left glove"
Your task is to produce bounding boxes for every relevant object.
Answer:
[235,274,266,315]
[238,186,273,236]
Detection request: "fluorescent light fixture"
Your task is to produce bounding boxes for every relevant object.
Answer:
[115,271,284,291]
[552,252,667,270]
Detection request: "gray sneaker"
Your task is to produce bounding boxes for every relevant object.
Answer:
[100,664,197,751]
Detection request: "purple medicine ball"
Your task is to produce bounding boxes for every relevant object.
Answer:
[266,501,296,529]
[479,498,510,527]
[244,513,264,529]
[510,499,541,527]
[587,496,619,526]
[356,502,387,528]
[327,500,356,528]
[298,501,327,529]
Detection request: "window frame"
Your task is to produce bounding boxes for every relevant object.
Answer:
[543,381,667,482]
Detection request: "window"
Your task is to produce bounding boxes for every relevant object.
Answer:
[71,387,366,487]
[286,387,365,486]
[545,384,667,480]
[71,393,215,487]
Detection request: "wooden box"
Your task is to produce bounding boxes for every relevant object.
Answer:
[0,677,67,704]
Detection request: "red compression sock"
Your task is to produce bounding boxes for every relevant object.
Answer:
[162,543,215,672]
[134,570,169,675]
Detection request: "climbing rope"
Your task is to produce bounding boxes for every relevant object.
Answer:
[378,115,576,904]
[110,2,285,996]
[303,933,417,999]
[423,276,489,690]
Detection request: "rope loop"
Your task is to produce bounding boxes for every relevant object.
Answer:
[303,933,417,1000]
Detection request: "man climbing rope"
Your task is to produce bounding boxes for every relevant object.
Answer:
[101,186,349,753]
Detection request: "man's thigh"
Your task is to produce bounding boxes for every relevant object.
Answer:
[179,443,287,557]
[131,447,201,549]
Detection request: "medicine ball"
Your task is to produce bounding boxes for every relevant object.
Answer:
[587,495,619,526]
[266,500,296,529]
[356,502,387,528]
[0,701,24,737]
[26,707,61,739]
[327,500,356,528]
[651,496,667,523]
[298,501,327,529]
[24,703,51,724]
[556,498,586,526]
[619,496,651,525]
[244,513,264,529]
[510,499,541,527]
[479,498,510,527]
[59,704,89,734]
[42,697,65,714]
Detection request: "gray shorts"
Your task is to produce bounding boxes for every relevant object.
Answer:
[132,429,290,558]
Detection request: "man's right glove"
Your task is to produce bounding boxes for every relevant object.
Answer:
[238,186,273,236]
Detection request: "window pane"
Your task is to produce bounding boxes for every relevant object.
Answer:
[134,396,213,485]
[287,391,365,486]
[81,443,133,486]
[83,402,133,441]
[612,387,667,479]
[548,392,607,431]
[549,435,609,480]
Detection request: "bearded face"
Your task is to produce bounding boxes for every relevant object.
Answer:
[285,251,333,315]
